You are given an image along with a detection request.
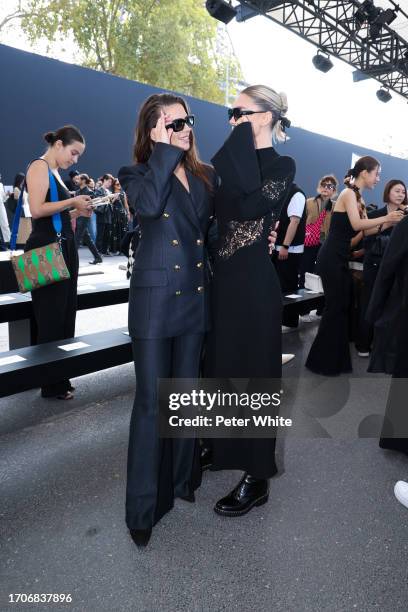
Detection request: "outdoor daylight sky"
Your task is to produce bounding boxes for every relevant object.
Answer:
[1,0,408,158]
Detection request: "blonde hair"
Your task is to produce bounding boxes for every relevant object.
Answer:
[241,84,290,144]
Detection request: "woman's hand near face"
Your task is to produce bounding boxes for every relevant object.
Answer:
[151,111,173,145]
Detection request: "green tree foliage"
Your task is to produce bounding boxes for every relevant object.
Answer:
[18,0,242,104]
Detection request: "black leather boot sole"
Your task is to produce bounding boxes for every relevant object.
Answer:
[214,473,269,517]
[214,493,269,517]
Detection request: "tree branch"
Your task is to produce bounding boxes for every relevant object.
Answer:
[0,10,25,33]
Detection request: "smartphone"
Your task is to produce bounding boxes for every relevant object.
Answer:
[89,193,118,208]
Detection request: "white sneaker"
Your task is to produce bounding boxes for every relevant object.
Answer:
[282,354,295,365]
[394,481,408,508]
[357,351,370,357]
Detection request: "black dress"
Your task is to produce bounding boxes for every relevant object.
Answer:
[25,175,78,397]
[205,124,295,479]
[366,216,408,454]
[305,211,354,375]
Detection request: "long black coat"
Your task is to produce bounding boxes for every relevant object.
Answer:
[366,214,408,377]
[366,215,408,449]
[118,143,216,339]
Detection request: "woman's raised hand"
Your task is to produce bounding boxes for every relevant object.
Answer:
[151,111,173,144]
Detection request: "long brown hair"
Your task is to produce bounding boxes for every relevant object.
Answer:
[133,93,212,191]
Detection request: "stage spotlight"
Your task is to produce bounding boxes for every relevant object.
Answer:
[206,0,237,24]
[376,88,392,103]
[312,52,333,73]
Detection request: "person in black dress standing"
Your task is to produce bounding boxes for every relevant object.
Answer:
[305,156,404,376]
[25,125,93,399]
[204,85,295,517]
[118,94,216,547]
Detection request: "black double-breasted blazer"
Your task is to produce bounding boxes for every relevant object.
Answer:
[118,143,216,339]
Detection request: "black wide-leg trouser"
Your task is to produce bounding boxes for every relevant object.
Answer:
[126,334,203,530]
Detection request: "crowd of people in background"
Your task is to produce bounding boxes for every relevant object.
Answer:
[0,168,132,262]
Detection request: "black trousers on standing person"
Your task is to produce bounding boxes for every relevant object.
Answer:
[273,251,303,327]
[75,216,102,261]
[299,244,320,288]
[27,234,79,397]
[126,334,203,531]
[96,217,105,252]
[96,218,113,254]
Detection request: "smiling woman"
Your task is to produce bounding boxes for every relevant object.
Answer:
[118,93,217,548]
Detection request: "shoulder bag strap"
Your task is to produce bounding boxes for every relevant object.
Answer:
[9,159,63,251]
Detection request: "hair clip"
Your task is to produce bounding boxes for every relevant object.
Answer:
[280,117,291,131]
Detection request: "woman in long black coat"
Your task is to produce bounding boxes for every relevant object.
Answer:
[204,85,295,517]
[366,214,408,454]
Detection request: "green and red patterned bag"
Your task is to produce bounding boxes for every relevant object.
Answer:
[10,167,70,293]
[11,242,70,293]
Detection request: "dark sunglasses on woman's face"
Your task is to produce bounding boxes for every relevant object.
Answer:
[227,107,266,121]
[165,115,195,132]
[321,183,336,190]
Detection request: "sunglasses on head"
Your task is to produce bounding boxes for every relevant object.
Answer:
[227,108,266,121]
[321,183,336,190]
[165,115,195,132]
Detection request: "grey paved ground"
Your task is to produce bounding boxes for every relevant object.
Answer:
[1,251,408,612]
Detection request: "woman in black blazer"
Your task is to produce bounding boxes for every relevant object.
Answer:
[118,93,215,547]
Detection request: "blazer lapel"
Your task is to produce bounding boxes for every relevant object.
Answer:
[187,170,209,234]
[173,172,207,234]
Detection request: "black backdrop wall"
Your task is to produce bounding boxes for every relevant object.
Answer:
[0,43,407,205]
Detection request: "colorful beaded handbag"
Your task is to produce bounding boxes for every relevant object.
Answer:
[9,168,70,293]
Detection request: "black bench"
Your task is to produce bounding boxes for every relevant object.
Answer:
[0,327,132,398]
[1,284,323,350]
[282,289,324,315]
[0,280,130,349]
[0,290,325,399]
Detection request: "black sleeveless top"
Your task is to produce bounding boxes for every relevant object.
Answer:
[28,158,73,242]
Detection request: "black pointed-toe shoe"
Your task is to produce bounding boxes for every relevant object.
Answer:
[214,474,269,517]
[179,492,195,503]
[200,446,213,471]
[129,528,152,548]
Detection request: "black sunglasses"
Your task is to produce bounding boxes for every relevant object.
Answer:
[227,108,266,121]
[165,115,195,132]
[321,183,336,190]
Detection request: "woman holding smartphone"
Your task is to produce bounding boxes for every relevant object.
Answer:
[25,125,92,399]
[305,156,404,376]
[118,93,216,547]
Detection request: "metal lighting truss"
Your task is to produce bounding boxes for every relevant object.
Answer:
[237,1,408,100]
